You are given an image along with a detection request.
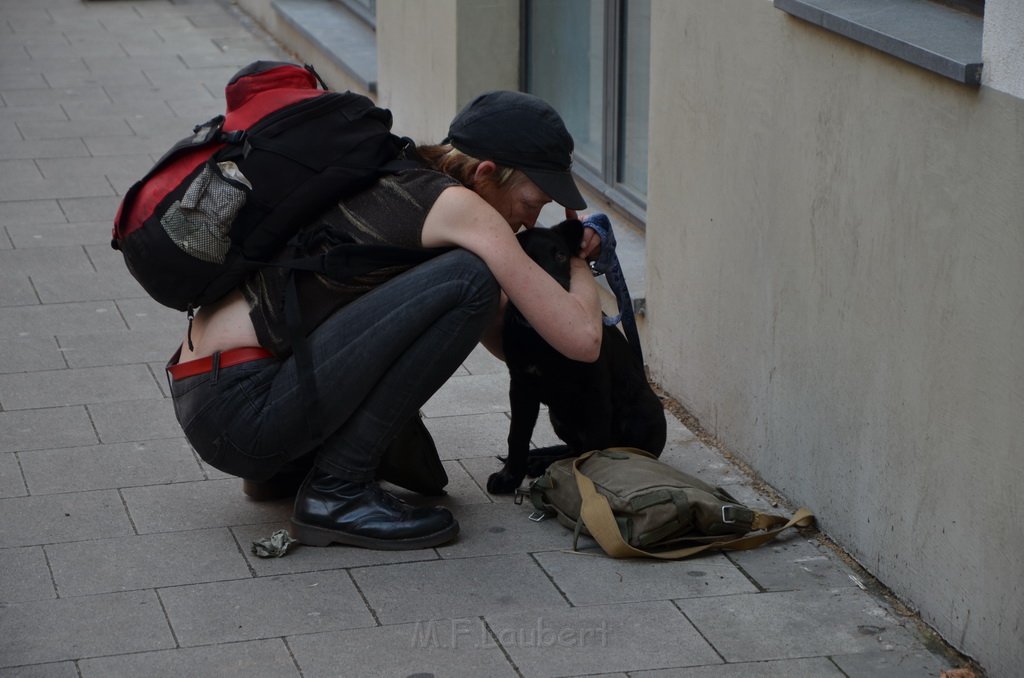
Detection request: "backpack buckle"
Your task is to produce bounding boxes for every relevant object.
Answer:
[219,130,247,145]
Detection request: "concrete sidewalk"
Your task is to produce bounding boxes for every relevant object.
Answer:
[0,0,964,676]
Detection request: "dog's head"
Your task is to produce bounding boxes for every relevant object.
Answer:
[516,219,584,290]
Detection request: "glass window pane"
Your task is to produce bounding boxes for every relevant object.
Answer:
[618,0,650,198]
[526,0,605,173]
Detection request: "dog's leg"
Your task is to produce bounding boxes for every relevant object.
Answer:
[487,378,539,494]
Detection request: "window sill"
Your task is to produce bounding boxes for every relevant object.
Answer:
[774,0,982,85]
[273,0,377,93]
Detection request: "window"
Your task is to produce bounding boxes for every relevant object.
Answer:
[525,0,651,221]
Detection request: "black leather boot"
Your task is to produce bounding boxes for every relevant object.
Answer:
[290,467,459,550]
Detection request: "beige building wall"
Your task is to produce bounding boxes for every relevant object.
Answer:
[645,3,1023,675]
[377,0,519,144]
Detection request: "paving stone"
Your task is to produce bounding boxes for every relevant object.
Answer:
[485,600,722,677]
[350,553,570,625]
[0,165,114,201]
[429,501,577,560]
[56,328,172,368]
[0,137,92,160]
[77,639,301,678]
[0,301,124,336]
[88,397,182,443]
[631,657,844,677]
[429,412,511,461]
[24,39,127,60]
[159,570,375,646]
[0,405,97,453]
[232,521,439,576]
[0,590,174,667]
[0,43,29,60]
[42,64,150,90]
[0,120,22,142]
[0,199,65,226]
[6,220,113,247]
[0,335,65,374]
[0,70,47,89]
[17,117,133,140]
[461,343,507,375]
[830,649,953,677]
[0,244,93,276]
[57,194,121,223]
[660,437,749,487]
[122,478,293,534]
[0,489,134,548]
[441,458,493,503]
[423,372,511,417]
[0,156,41,182]
[0,661,78,678]
[21,438,202,494]
[676,588,925,663]
[167,96,226,120]
[116,296,188,332]
[0,271,37,306]
[0,103,68,124]
[33,268,148,303]
[535,550,757,606]
[0,54,85,74]
[84,131,189,158]
[63,97,175,120]
[0,364,160,410]
[725,536,859,592]
[36,153,154,194]
[121,111,207,139]
[287,620,518,678]
[0,546,55,602]
[46,527,250,597]
[179,51,275,70]
[0,450,26,497]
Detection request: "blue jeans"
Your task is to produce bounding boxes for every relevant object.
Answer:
[169,249,499,482]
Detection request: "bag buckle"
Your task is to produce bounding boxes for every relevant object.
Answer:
[721,505,740,524]
[514,488,527,505]
[528,511,548,522]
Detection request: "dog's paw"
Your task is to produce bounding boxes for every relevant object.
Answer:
[486,469,524,495]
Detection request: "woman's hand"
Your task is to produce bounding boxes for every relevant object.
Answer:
[566,209,602,261]
[423,188,603,363]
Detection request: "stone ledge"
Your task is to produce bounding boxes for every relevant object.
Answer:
[272,0,377,93]
[775,0,983,85]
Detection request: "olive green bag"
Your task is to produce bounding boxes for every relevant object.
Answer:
[523,447,814,559]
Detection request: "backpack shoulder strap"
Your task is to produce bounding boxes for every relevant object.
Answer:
[572,450,815,560]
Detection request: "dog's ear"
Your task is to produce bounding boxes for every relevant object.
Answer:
[553,219,584,254]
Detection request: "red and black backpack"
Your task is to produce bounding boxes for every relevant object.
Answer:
[112,61,428,313]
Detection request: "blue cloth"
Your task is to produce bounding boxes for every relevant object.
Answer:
[582,213,643,363]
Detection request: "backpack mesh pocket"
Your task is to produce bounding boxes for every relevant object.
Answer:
[161,161,249,263]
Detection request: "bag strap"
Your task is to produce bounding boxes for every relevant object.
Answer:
[572,449,815,560]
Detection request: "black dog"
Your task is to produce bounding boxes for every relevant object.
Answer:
[487,219,667,494]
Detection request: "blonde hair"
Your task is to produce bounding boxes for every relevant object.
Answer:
[415,143,525,190]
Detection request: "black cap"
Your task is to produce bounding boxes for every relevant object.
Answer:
[444,91,586,210]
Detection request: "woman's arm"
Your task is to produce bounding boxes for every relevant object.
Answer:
[422,186,602,363]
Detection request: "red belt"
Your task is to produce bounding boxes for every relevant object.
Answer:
[167,347,275,381]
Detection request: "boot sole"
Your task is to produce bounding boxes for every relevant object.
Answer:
[289,518,459,550]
